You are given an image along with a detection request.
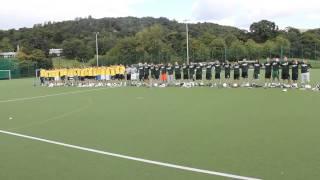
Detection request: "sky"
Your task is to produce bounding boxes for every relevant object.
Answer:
[0,0,319,30]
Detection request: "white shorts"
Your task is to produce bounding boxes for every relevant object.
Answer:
[301,73,310,84]
[131,73,138,80]
[168,75,174,82]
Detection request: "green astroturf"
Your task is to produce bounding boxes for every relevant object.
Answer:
[0,70,320,180]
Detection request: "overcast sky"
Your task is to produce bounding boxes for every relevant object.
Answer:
[0,0,319,30]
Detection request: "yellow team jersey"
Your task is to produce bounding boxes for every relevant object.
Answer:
[60,69,67,76]
[92,68,98,76]
[119,66,126,75]
[110,67,116,76]
[115,66,120,74]
[105,68,111,75]
[96,68,101,76]
[74,69,80,76]
[67,69,74,76]
[80,69,86,77]
[101,68,106,76]
[88,68,93,76]
[40,69,46,77]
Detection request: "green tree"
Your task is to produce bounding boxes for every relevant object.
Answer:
[245,39,261,59]
[229,40,247,60]
[0,37,14,52]
[250,20,279,43]
[30,49,46,61]
[62,39,94,61]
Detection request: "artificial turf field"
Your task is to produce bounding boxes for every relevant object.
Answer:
[0,70,320,180]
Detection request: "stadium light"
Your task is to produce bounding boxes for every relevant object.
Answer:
[95,32,99,66]
[184,20,190,65]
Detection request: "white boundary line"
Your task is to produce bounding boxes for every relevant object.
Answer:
[0,130,262,180]
[0,88,106,103]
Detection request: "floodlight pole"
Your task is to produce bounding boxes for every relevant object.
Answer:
[184,20,190,65]
[95,32,99,66]
[315,42,317,60]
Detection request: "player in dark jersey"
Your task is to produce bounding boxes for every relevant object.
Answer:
[154,65,160,81]
[150,64,155,79]
[174,62,181,82]
[160,64,167,83]
[195,63,203,81]
[300,60,312,86]
[143,63,150,81]
[272,58,280,84]
[189,63,196,81]
[224,61,231,84]
[214,61,222,86]
[264,58,272,87]
[233,62,240,86]
[205,63,213,84]
[138,63,144,81]
[291,60,299,88]
[252,60,262,86]
[182,63,189,81]
[240,60,249,86]
[166,63,174,85]
[280,57,290,85]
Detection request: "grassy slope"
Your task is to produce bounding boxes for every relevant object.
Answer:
[0,71,320,180]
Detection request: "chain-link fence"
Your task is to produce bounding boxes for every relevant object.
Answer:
[0,59,38,79]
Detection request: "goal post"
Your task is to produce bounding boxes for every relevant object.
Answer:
[0,70,11,80]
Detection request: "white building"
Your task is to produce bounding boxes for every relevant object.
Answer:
[49,49,63,56]
[0,52,17,58]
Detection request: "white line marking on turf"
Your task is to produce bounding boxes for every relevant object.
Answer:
[0,88,106,103]
[0,130,262,180]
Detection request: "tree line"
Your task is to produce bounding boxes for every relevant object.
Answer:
[0,17,319,68]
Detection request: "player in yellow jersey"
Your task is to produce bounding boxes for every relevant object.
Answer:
[105,67,111,81]
[88,68,93,77]
[100,67,106,81]
[114,65,120,80]
[39,69,46,85]
[119,64,126,80]
[110,66,116,81]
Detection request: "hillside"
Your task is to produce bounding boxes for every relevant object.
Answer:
[0,17,319,67]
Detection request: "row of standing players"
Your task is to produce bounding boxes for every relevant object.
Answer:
[127,58,311,85]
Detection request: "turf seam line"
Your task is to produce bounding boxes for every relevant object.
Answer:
[0,88,106,103]
[0,130,262,180]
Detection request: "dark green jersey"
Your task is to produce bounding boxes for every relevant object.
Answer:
[196,65,202,75]
[174,65,181,75]
[281,62,290,74]
[182,65,188,75]
[166,66,174,75]
[272,61,280,72]
[206,65,212,75]
[144,66,150,75]
[150,66,156,76]
[253,63,261,74]
[214,64,221,74]
[224,63,231,74]
[155,67,160,76]
[301,63,311,73]
[189,65,195,75]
